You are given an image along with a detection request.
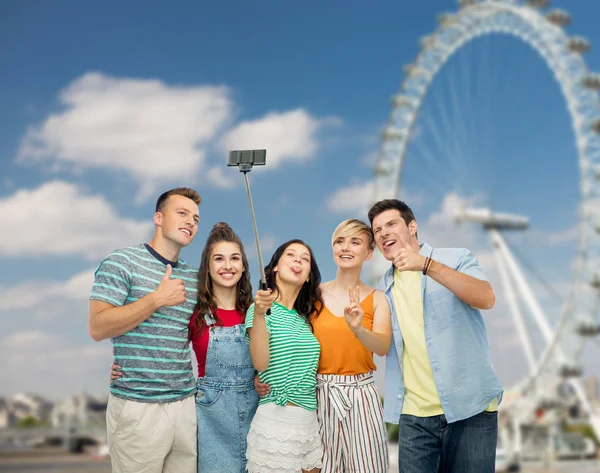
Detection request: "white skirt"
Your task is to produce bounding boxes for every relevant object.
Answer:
[246,403,323,473]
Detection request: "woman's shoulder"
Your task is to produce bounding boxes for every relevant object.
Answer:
[372,289,390,313]
[319,280,335,293]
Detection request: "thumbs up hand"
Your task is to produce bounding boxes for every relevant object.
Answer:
[153,264,187,307]
[392,234,426,272]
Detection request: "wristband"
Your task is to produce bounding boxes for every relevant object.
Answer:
[425,257,433,275]
[422,257,430,275]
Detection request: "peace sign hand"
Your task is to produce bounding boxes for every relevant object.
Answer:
[392,234,426,272]
[344,286,364,331]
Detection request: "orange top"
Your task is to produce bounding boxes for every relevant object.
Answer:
[312,291,377,375]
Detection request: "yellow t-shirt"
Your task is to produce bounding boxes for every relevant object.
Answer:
[392,269,497,417]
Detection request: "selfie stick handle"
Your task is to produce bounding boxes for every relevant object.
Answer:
[243,173,270,300]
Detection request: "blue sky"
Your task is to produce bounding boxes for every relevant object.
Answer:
[1,0,600,399]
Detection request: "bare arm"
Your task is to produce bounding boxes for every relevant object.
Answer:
[89,297,160,342]
[426,260,495,310]
[248,290,273,372]
[352,291,392,356]
[393,237,495,311]
[88,264,186,341]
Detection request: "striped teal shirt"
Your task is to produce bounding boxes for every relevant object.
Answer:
[245,302,320,411]
[90,243,198,403]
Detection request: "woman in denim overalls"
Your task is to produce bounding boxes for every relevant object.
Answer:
[111,222,259,472]
[190,222,259,472]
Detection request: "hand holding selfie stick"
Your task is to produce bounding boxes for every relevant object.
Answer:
[227,149,271,314]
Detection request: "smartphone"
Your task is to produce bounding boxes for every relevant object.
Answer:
[227,150,267,171]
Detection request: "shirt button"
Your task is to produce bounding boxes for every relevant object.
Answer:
[397,395,403,399]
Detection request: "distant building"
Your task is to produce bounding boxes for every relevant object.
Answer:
[584,376,598,403]
[0,393,107,429]
[0,394,53,426]
[0,398,8,428]
[51,393,107,428]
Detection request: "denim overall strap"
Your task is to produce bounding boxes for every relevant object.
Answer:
[204,312,216,327]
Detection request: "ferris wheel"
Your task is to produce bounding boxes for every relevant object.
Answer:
[371,0,600,450]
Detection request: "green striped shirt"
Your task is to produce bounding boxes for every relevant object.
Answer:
[90,244,197,403]
[245,302,320,411]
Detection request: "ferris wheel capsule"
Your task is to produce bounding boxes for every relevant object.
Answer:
[438,13,459,28]
[590,275,600,291]
[567,36,591,54]
[581,73,600,90]
[381,126,405,141]
[420,35,438,50]
[373,161,393,177]
[404,63,427,77]
[558,362,583,378]
[574,316,600,337]
[591,118,600,134]
[391,94,417,108]
[546,9,571,27]
[526,0,550,9]
[458,0,477,9]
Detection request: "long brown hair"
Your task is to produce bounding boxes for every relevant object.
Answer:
[264,239,323,329]
[190,222,253,338]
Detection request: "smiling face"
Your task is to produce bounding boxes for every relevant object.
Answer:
[372,209,417,261]
[155,194,200,248]
[273,242,312,287]
[209,241,244,289]
[332,231,373,269]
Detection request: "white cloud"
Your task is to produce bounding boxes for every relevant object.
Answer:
[219,109,338,169]
[325,178,428,219]
[18,72,234,199]
[206,165,236,189]
[0,269,94,312]
[326,180,374,216]
[0,181,152,259]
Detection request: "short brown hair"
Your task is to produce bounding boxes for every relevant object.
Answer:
[367,199,416,227]
[331,219,375,250]
[155,188,201,212]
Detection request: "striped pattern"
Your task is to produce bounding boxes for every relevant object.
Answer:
[245,302,320,411]
[90,244,197,402]
[316,372,389,473]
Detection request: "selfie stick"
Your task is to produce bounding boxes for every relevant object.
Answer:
[227,150,270,300]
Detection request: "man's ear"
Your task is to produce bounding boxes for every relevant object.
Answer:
[154,212,163,227]
[409,220,418,238]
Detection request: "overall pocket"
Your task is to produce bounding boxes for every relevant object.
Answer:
[196,386,222,408]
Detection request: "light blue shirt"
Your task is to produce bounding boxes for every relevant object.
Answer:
[378,242,503,424]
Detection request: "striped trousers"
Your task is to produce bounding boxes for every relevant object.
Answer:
[316,372,389,473]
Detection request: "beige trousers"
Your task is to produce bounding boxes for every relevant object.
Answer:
[106,394,197,473]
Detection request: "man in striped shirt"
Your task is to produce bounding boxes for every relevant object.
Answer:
[88,187,201,473]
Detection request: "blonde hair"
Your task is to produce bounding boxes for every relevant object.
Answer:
[331,219,375,250]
